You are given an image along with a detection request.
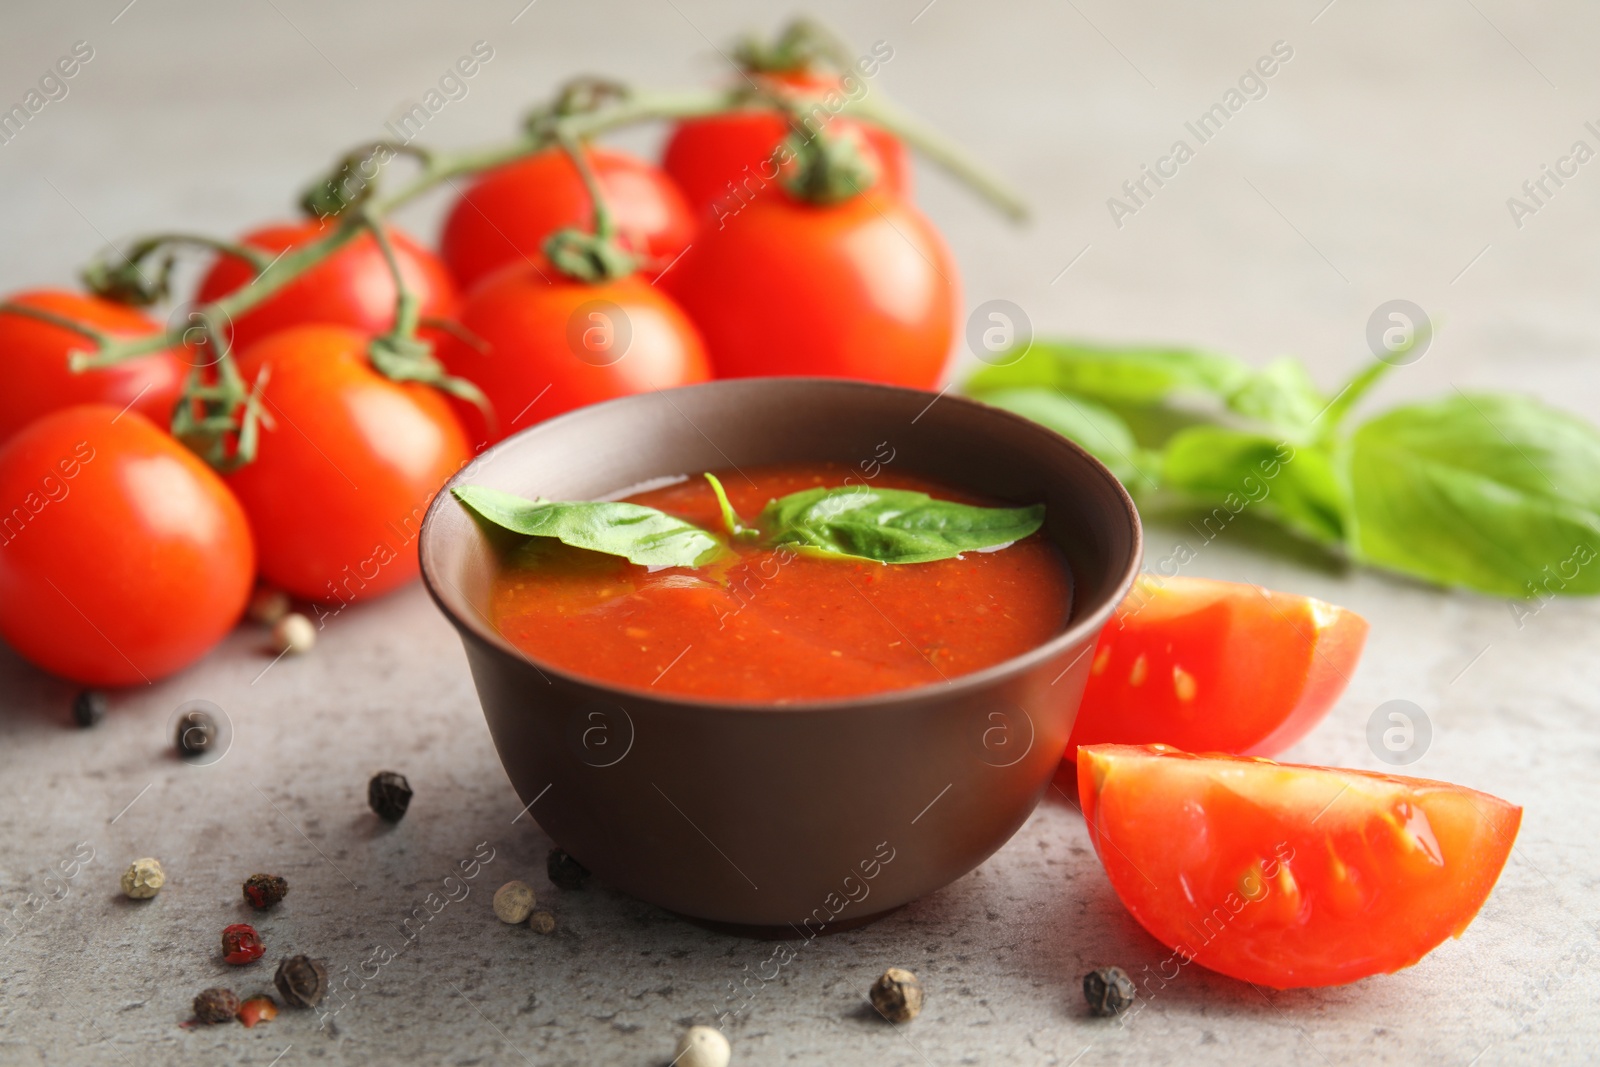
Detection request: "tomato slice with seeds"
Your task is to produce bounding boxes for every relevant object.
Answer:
[1078,744,1521,988]
[1066,576,1369,758]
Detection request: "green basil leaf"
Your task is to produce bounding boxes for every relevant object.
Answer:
[1224,358,1327,437]
[976,387,1158,492]
[965,340,1253,406]
[1342,393,1600,596]
[1161,427,1345,546]
[452,485,724,568]
[759,486,1045,564]
[703,472,754,539]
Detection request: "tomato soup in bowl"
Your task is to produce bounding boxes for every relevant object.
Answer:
[420,378,1141,932]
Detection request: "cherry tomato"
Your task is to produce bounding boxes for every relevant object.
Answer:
[436,264,711,448]
[1078,744,1521,988]
[226,325,470,603]
[195,220,459,353]
[0,405,254,685]
[663,71,911,225]
[0,290,185,446]
[440,146,695,293]
[663,190,957,388]
[1066,576,1368,759]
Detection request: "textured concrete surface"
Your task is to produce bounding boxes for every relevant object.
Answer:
[3,1,1600,1064]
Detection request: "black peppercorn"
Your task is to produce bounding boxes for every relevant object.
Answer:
[175,708,218,758]
[368,771,412,822]
[869,967,923,1023]
[72,689,106,729]
[243,872,289,910]
[193,986,240,1024]
[274,955,328,1009]
[547,847,590,890]
[1083,966,1136,1017]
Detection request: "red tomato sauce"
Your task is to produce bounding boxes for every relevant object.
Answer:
[489,463,1072,703]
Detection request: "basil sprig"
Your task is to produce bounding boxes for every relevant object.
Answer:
[453,478,1046,569]
[966,339,1600,598]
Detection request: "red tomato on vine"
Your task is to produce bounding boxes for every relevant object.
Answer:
[195,220,459,353]
[0,404,254,685]
[663,71,911,225]
[0,290,185,446]
[663,188,957,388]
[436,264,711,447]
[440,146,694,293]
[225,325,470,604]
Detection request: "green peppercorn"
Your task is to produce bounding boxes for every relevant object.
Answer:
[368,771,412,822]
[547,847,589,890]
[1083,966,1135,1017]
[72,689,106,728]
[193,987,240,1024]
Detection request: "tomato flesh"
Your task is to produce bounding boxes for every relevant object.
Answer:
[1078,744,1521,988]
[1067,575,1368,758]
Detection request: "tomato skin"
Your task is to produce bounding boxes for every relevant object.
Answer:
[195,221,459,353]
[663,191,957,388]
[441,147,695,293]
[664,113,910,226]
[1078,744,1521,988]
[226,326,470,603]
[0,405,254,685]
[0,290,185,446]
[436,265,712,448]
[1066,576,1368,759]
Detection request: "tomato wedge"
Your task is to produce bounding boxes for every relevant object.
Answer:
[1066,576,1368,758]
[1078,744,1521,988]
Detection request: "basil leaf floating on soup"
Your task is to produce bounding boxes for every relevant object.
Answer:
[452,485,724,569]
[756,486,1046,564]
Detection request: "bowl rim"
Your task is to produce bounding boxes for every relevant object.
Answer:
[419,377,1143,714]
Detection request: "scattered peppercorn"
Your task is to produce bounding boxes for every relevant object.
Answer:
[222,923,265,965]
[529,910,556,935]
[193,987,240,1025]
[869,967,923,1023]
[243,872,289,909]
[672,1025,731,1067]
[120,857,165,899]
[175,707,218,758]
[247,586,291,626]
[237,995,278,1028]
[493,880,536,924]
[274,955,328,1009]
[72,689,106,728]
[547,847,590,890]
[368,770,413,822]
[1082,966,1136,1017]
[272,612,316,655]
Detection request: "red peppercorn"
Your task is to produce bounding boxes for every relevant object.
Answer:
[222,923,265,965]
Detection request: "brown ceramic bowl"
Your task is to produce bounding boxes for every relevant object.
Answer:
[420,378,1141,933]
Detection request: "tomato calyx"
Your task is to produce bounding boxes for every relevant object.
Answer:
[299,140,435,222]
[169,317,272,474]
[537,132,641,284]
[781,120,880,205]
[81,234,276,308]
[731,18,855,79]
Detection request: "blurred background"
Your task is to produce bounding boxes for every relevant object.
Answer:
[2,0,1596,422]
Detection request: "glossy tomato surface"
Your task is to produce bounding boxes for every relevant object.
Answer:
[0,405,254,685]
[0,290,185,446]
[226,325,470,603]
[1078,744,1521,988]
[436,265,711,448]
[441,146,695,292]
[1066,575,1368,758]
[663,92,910,224]
[663,190,956,388]
[195,220,459,353]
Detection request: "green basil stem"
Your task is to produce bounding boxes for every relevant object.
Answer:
[703,473,758,540]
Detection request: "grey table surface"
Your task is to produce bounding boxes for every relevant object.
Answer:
[3,1,1599,1064]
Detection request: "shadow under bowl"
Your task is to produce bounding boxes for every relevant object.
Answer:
[420,377,1141,933]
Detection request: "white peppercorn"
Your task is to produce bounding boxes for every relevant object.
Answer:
[271,612,316,655]
[672,1025,730,1067]
[493,880,536,924]
[120,857,165,899]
